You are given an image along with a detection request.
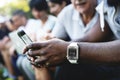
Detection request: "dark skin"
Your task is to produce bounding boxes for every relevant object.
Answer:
[73,18,113,42]
[23,18,114,66]
[25,39,69,66]
[79,40,120,64]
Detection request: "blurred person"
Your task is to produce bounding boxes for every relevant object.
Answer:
[10,10,40,43]
[0,16,18,80]
[46,0,71,16]
[0,37,9,67]
[27,0,57,80]
[10,7,54,80]
[11,10,39,36]
[29,0,56,41]
[44,0,71,40]
[10,10,41,80]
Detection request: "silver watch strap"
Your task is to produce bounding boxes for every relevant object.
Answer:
[69,43,78,47]
[69,60,78,64]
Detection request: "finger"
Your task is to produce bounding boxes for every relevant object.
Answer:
[23,42,48,54]
[26,51,37,60]
[34,56,48,64]
[26,55,34,62]
[27,49,46,57]
[32,65,35,70]
[26,55,32,61]
[30,61,42,68]
[23,46,29,54]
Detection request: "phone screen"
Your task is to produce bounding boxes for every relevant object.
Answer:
[17,30,32,45]
[21,34,32,45]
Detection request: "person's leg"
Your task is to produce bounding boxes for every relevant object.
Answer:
[16,55,29,80]
[1,50,15,79]
[11,54,24,80]
[21,57,35,80]
[0,53,5,65]
[16,55,24,72]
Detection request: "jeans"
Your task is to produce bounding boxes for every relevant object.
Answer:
[17,55,35,80]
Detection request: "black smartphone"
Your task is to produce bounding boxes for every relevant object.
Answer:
[17,30,32,45]
[17,30,41,67]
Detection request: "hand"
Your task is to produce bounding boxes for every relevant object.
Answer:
[23,39,69,67]
[44,33,54,40]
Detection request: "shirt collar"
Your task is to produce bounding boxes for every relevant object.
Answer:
[96,0,107,31]
[96,0,116,32]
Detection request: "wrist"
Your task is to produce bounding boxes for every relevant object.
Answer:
[63,42,70,59]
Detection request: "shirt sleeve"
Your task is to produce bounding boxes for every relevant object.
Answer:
[51,7,69,40]
[47,18,56,31]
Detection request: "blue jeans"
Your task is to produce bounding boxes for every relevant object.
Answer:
[17,55,35,80]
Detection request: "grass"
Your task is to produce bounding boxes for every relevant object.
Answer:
[0,69,13,80]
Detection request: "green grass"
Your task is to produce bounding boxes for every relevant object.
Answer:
[0,69,13,80]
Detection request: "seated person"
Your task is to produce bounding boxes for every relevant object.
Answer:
[9,10,40,80]
[29,0,56,41]
[46,0,71,16]
[0,16,18,80]
[24,0,57,80]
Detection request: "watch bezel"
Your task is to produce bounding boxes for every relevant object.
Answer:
[67,43,79,63]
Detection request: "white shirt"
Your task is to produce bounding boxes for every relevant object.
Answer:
[96,0,120,39]
[18,19,40,35]
[52,4,99,40]
[36,15,56,41]
[9,19,40,53]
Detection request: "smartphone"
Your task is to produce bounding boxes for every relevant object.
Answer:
[17,30,41,67]
[17,30,32,45]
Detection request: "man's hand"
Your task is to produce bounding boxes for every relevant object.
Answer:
[23,39,69,66]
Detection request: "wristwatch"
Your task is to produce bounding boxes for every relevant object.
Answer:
[67,43,79,64]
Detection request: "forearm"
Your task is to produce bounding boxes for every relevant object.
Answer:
[0,41,3,50]
[35,67,51,80]
[79,40,120,63]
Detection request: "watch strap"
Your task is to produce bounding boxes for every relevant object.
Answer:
[69,60,78,64]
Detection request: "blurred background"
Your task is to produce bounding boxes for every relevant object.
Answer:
[0,0,31,18]
[0,1,30,80]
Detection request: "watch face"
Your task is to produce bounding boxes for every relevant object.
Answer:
[69,48,77,57]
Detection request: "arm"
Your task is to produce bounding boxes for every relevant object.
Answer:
[0,36,9,51]
[24,39,120,66]
[51,23,69,40]
[51,8,70,41]
[79,40,120,63]
[73,18,113,42]
[23,16,116,66]
[0,40,3,50]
